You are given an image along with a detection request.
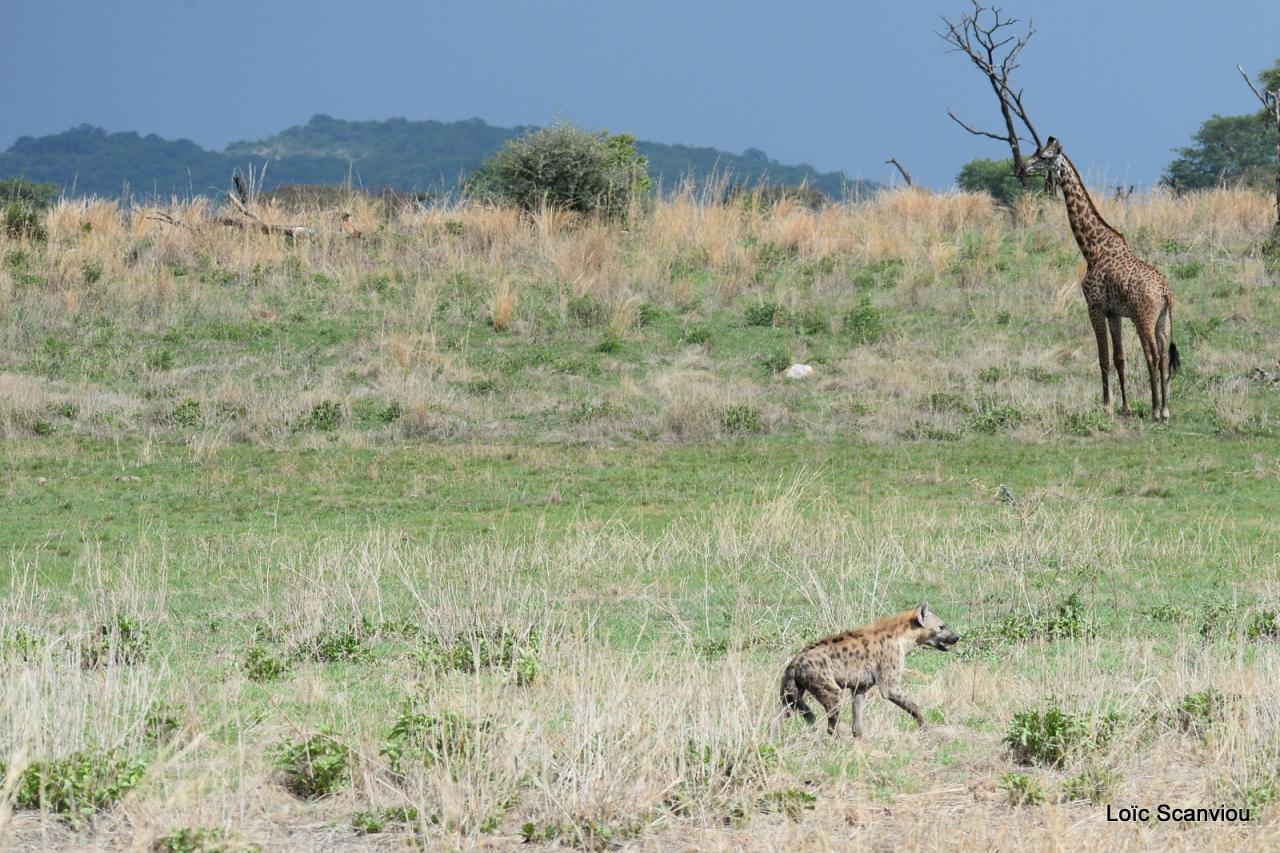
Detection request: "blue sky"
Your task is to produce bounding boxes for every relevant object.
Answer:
[2,1,1276,187]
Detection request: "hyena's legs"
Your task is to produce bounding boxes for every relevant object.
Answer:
[850,686,870,737]
[808,680,844,735]
[880,686,924,727]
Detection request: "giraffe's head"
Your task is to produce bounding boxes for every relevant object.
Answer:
[1024,137,1066,180]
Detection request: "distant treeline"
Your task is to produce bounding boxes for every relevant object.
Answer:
[0,114,874,201]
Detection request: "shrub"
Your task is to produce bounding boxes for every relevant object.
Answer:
[2,199,47,242]
[170,399,202,428]
[81,613,152,668]
[1245,609,1280,640]
[242,643,291,682]
[1061,766,1121,804]
[1172,688,1227,735]
[974,593,1094,649]
[957,158,1046,205]
[744,301,781,327]
[567,293,606,326]
[144,703,184,745]
[1064,409,1112,436]
[970,399,1023,434]
[755,787,817,821]
[593,335,622,354]
[382,706,489,775]
[1000,772,1046,806]
[681,324,712,345]
[418,626,540,686]
[472,122,649,218]
[760,346,791,374]
[520,818,641,850]
[721,404,763,435]
[294,400,343,433]
[1005,703,1123,767]
[275,731,351,799]
[1171,260,1204,280]
[351,806,421,836]
[842,296,886,344]
[151,826,258,852]
[2,749,149,827]
[299,624,373,663]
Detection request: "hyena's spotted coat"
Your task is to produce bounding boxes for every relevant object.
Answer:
[776,603,959,736]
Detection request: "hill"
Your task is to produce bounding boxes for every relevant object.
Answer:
[0,115,875,200]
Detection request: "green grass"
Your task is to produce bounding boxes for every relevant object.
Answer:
[2,193,1279,848]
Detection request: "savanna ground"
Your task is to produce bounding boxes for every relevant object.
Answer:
[1,184,1279,851]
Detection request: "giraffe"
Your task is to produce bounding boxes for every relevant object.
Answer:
[1024,138,1180,422]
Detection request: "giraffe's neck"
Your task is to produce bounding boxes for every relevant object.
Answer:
[1056,155,1122,266]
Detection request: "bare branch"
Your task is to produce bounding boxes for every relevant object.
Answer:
[940,2,1044,188]
[947,110,1011,142]
[885,158,915,186]
[1238,64,1275,109]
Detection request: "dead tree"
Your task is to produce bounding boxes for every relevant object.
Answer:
[1238,64,1280,231]
[939,2,1045,190]
[222,171,311,237]
[885,158,915,187]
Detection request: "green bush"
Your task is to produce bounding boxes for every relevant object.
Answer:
[471,122,650,218]
[842,296,886,344]
[382,706,489,775]
[351,806,421,835]
[2,199,47,242]
[275,731,351,799]
[681,324,712,345]
[169,399,202,429]
[1,749,149,827]
[744,301,782,327]
[1172,688,1227,735]
[298,622,374,663]
[1059,763,1121,804]
[957,158,1046,206]
[81,613,152,668]
[151,826,259,853]
[760,346,791,374]
[1061,766,1121,804]
[418,626,540,686]
[1000,772,1046,806]
[754,787,817,821]
[721,404,763,435]
[1005,703,1123,767]
[970,399,1023,434]
[294,400,343,433]
[242,643,291,682]
[1246,609,1280,640]
[1064,409,1113,436]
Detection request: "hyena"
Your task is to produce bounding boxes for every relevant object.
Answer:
[775,603,959,737]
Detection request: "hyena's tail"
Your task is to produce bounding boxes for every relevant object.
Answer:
[1165,294,1181,374]
[778,664,814,725]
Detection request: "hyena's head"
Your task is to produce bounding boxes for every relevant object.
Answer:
[912,602,960,652]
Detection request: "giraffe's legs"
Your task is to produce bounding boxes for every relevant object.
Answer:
[1137,320,1161,423]
[1107,315,1131,416]
[1155,305,1172,421]
[1089,309,1112,415]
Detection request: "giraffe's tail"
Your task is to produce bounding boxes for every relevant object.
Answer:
[1164,293,1181,374]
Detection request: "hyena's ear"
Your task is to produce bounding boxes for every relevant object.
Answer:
[915,602,930,624]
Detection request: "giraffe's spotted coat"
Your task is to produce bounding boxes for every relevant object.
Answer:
[1025,138,1179,422]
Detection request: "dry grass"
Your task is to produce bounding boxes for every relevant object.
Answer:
[2,486,1278,849]
[1,186,1276,445]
